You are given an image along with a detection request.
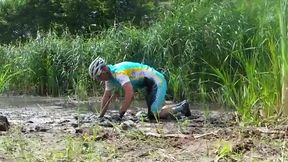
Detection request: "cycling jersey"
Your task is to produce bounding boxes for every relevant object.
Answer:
[105,61,167,113]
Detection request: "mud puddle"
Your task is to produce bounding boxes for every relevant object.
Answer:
[0,96,287,161]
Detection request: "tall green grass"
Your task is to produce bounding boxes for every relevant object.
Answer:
[0,0,285,122]
[0,64,18,93]
[279,0,288,115]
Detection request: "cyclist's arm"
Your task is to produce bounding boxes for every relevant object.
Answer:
[119,82,134,117]
[99,89,112,117]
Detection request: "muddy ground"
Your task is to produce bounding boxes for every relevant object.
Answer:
[0,96,287,162]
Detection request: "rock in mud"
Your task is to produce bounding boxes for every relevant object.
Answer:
[98,120,114,127]
[232,139,254,153]
[192,116,205,123]
[78,114,97,124]
[21,124,50,133]
[189,110,203,119]
[110,114,123,122]
[35,125,50,132]
[75,127,93,134]
[120,120,136,130]
[0,115,9,131]
[187,127,204,134]
[188,122,204,127]
[74,115,85,121]
[217,128,234,137]
[71,123,79,128]
[135,111,146,118]
[207,111,221,124]
[207,111,237,127]
[58,119,70,125]
[94,132,110,141]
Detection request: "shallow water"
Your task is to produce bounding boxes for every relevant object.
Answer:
[0,95,231,113]
[0,96,64,108]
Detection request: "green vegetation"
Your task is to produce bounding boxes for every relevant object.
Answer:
[0,0,287,123]
[0,125,186,161]
[279,0,288,115]
[0,0,158,44]
[0,64,24,93]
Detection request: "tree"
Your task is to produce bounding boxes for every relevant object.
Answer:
[0,0,158,44]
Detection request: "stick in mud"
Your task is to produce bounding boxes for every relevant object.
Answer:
[144,132,192,139]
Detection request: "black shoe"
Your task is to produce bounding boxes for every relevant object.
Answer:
[148,112,157,120]
[180,101,191,117]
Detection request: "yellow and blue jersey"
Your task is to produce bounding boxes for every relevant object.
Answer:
[105,61,167,113]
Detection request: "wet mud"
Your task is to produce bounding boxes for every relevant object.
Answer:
[0,96,287,161]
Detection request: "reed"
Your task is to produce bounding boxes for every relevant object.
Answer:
[0,0,284,122]
[279,0,288,115]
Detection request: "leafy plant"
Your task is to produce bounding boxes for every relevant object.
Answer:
[0,64,24,93]
[216,141,233,160]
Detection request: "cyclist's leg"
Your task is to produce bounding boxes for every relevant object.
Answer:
[144,79,157,119]
[150,79,191,118]
[150,80,167,118]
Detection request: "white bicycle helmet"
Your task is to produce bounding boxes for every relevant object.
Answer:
[89,57,106,79]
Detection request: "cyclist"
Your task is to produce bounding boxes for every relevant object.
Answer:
[89,57,191,120]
